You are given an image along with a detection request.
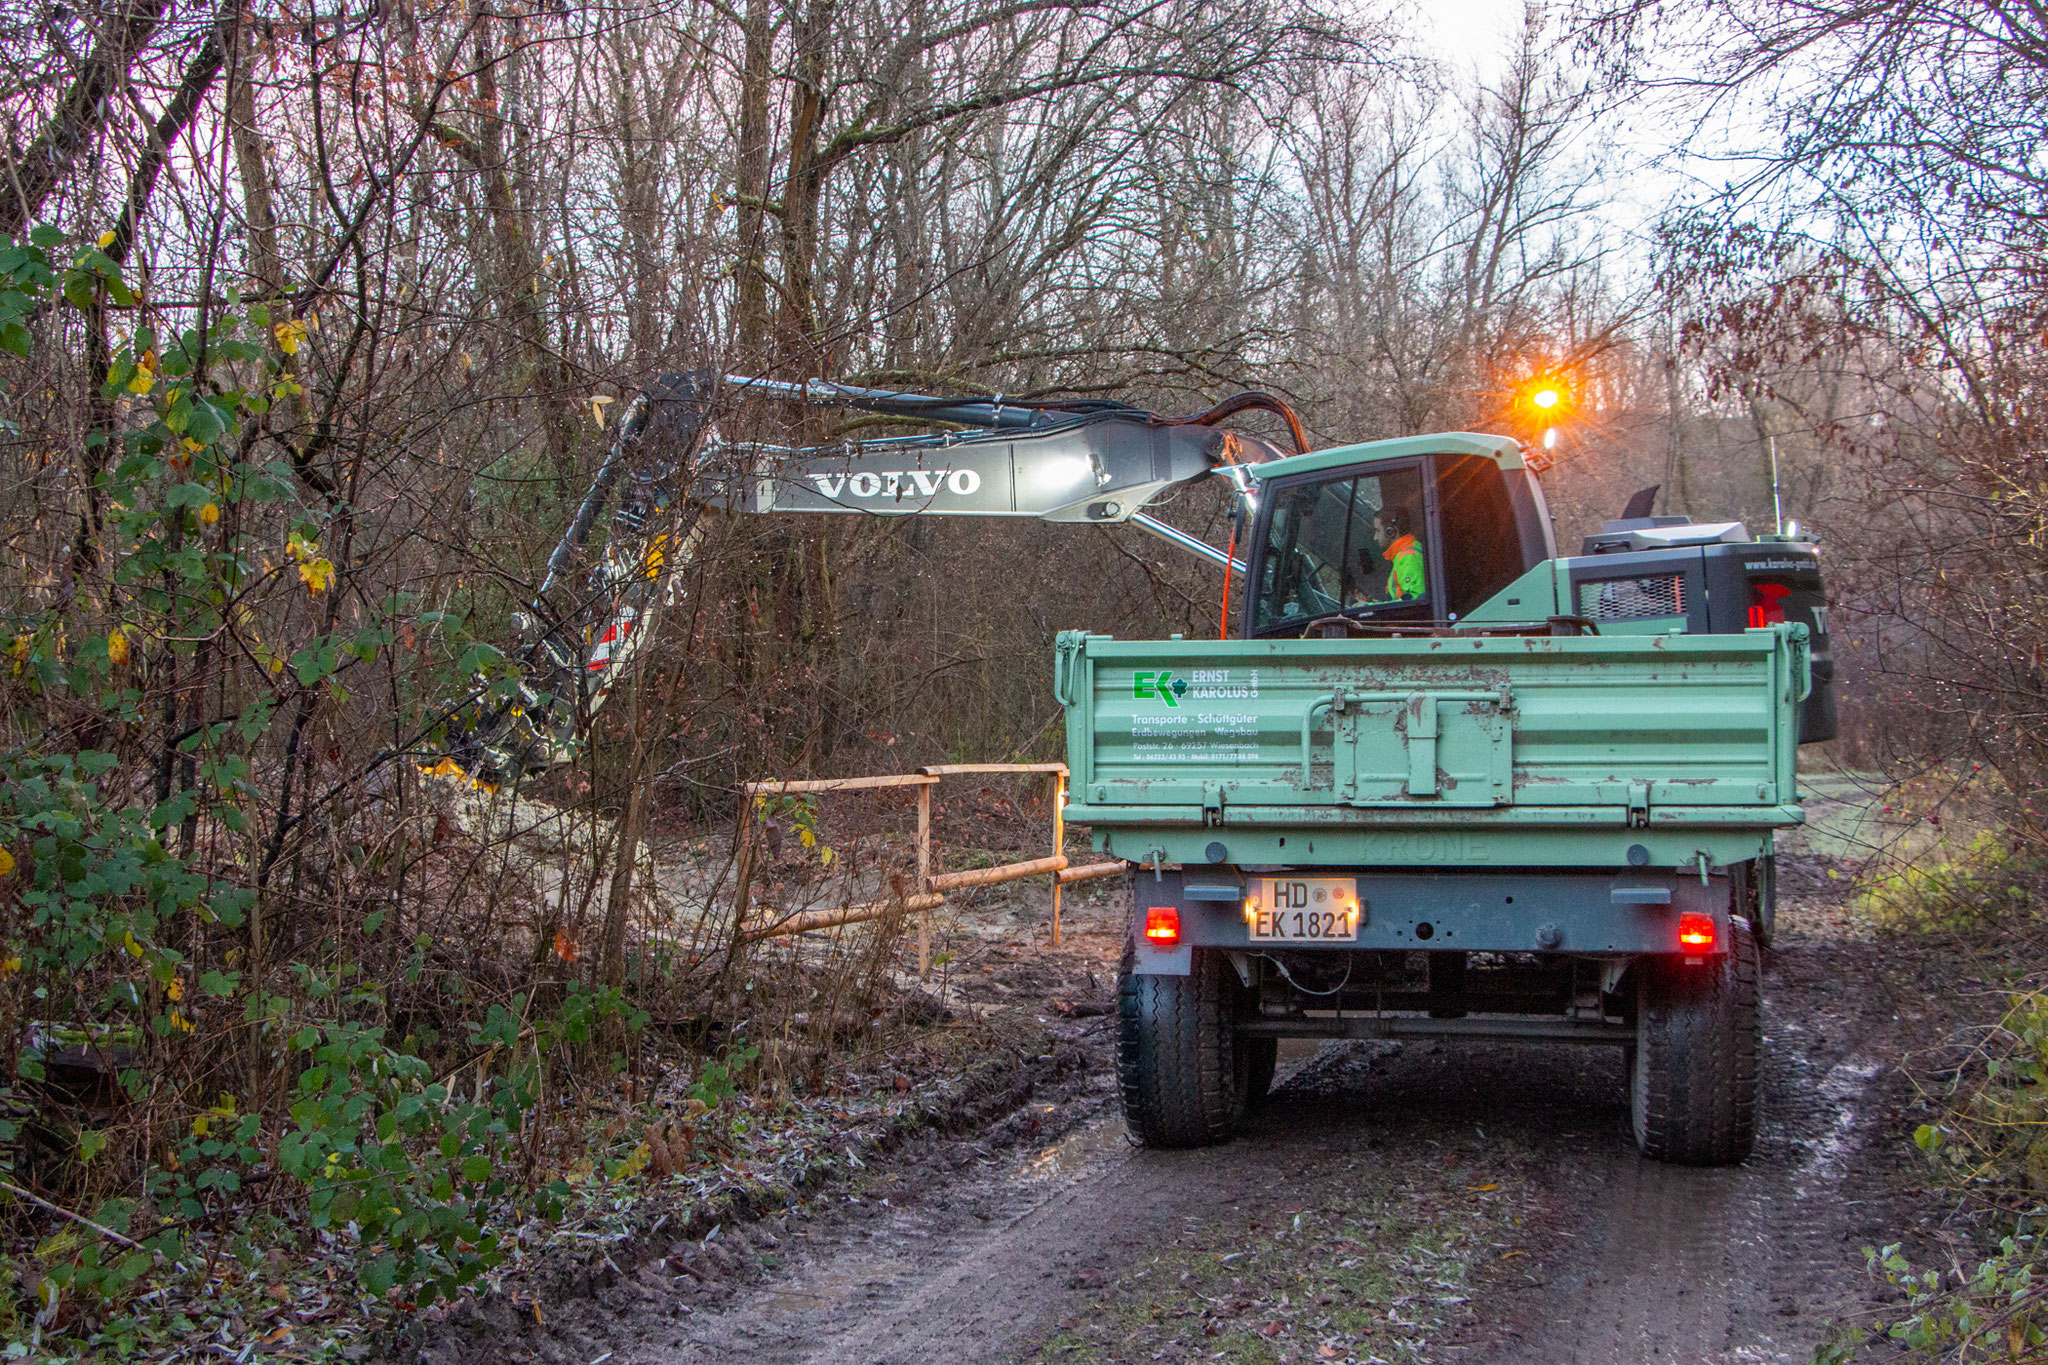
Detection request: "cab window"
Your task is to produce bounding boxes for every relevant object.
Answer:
[1252,465,1429,631]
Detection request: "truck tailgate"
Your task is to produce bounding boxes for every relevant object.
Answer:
[1055,629,1809,826]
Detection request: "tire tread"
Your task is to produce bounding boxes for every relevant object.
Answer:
[1118,948,1242,1147]
[1631,920,1760,1165]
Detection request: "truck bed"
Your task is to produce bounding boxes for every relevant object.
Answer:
[1055,626,1811,870]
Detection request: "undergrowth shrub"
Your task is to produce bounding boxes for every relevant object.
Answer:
[0,227,783,1355]
[1823,840,2048,1360]
[1859,830,2048,936]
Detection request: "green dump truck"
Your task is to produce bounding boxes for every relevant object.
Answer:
[1057,433,1832,1165]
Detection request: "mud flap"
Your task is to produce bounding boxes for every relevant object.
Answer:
[1133,938,1191,975]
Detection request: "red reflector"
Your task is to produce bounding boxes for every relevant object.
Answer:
[1678,911,1716,950]
[1144,907,1181,945]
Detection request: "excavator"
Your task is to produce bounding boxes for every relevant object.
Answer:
[439,368,1838,1163]
[444,369,1831,786]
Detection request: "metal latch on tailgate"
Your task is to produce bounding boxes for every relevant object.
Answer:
[1202,780,1225,827]
[1628,780,1651,828]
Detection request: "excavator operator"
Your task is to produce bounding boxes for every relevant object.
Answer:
[1375,504,1427,601]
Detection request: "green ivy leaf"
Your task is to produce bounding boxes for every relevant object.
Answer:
[361,1254,396,1296]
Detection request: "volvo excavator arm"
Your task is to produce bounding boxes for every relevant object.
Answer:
[439,371,1298,781]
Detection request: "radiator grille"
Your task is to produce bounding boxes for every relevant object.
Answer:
[1579,574,1686,621]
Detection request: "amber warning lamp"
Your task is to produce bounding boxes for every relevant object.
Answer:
[1517,376,1573,422]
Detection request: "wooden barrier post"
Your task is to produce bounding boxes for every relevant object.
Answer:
[1050,769,1066,947]
[736,764,1123,958]
[916,783,932,979]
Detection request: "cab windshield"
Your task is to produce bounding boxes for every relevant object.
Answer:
[1252,465,1428,631]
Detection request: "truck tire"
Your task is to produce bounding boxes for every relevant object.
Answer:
[1731,858,1777,949]
[1241,1037,1278,1108]
[1118,947,1244,1147]
[1753,855,1778,948]
[1631,919,1760,1165]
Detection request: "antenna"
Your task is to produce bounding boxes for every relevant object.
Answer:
[1768,434,1785,535]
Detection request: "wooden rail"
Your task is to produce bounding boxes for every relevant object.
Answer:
[929,854,1069,892]
[745,892,946,940]
[743,774,939,795]
[1059,860,1128,884]
[738,762,1126,971]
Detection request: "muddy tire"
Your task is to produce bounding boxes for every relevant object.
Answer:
[1631,919,1761,1165]
[1732,858,1777,949]
[1241,1037,1278,1108]
[1118,947,1243,1147]
[1752,855,1778,948]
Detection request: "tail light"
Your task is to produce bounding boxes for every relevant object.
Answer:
[1747,581,1790,628]
[1144,907,1181,945]
[1678,911,1717,950]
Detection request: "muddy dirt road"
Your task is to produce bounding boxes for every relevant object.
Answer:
[450,783,1952,1365]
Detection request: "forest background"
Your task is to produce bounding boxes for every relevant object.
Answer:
[0,0,2042,1356]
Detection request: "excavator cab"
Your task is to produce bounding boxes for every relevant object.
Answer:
[1239,434,1554,637]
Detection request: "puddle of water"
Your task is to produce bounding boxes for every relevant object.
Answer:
[1802,1058,1882,1183]
[1026,1116,1130,1180]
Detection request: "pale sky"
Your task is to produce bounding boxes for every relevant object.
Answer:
[1403,0,1754,251]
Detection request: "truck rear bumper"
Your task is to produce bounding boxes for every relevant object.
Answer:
[1082,810,1794,872]
[1128,866,1727,972]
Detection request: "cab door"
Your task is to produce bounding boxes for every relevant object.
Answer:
[1242,459,1442,637]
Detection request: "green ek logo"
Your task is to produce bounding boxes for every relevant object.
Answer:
[1133,670,1188,707]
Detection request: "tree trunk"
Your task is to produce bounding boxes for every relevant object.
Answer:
[0,0,170,235]
[778,0,837,362]
[427,18,579,490]
[733,0,777,363]
[599,668,649,990]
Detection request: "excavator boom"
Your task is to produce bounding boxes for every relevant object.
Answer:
[441,371,1297,780]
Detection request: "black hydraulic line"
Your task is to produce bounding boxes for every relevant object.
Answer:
[1178,390,1310,455]
[721,373,1145,430]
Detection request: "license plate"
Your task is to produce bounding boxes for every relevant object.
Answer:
[1247,877,1362,942]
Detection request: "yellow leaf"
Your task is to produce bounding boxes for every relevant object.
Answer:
[126,368,154,395]
[590,394,615,424]
[106,629,129,666]
[96,230,116,248]
[274,319,307,356]
[166,976,183,1002]
[181,437,203,452]
[124,932,144,958]
[0,954,20,976]
[297,556,335,594]
[0,848,13,876]
[198,502,220,525]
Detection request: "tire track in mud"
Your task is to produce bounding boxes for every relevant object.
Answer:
[449,872,1936,1365]
[1462,938,1909,1364]
[629,933,1914,1365]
